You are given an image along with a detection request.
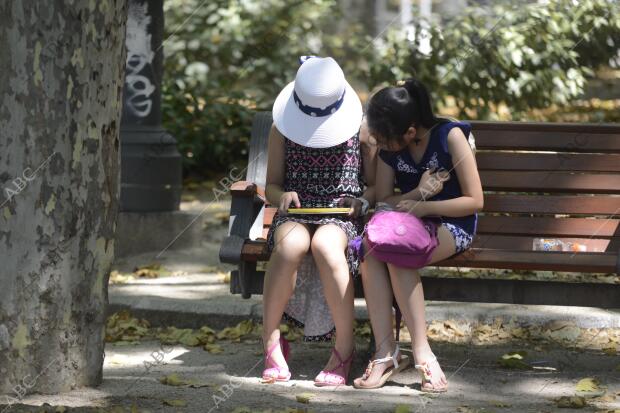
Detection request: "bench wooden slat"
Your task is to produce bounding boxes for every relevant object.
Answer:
[479,171,620,194]
[476,152,620,173]
[439,249,618,273]
[264,198,620,223]
[476,216,620,238]
[242,240,617,272]
[483,194,620,215]
[473,131,620,153]
[419,277,619,308]
[472,235,614,252]
[261,207,620,234]
[470,121,620,133]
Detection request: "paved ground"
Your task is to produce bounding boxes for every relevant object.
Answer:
[2,337,619,413]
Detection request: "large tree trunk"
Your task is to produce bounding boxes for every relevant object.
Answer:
[0,0,127,394]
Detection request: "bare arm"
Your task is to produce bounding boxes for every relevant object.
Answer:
[265,125,300,209]
[406,127,484,217]
[376,155,429,206]
[359,120,377,205]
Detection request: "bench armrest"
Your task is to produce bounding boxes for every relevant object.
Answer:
[220,181,267,265]
[230,181,266,203]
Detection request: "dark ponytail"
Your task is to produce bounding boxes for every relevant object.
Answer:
[366,78,445,145]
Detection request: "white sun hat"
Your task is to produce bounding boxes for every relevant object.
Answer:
[272,56,363,148]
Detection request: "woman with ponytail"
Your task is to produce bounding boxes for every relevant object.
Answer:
[353,79,483,392]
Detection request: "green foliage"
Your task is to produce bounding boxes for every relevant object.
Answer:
[162,0,340,175]
[162,0,620,175]
[362,0,620,118]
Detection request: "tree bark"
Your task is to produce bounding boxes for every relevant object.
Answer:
[0,0,127,394]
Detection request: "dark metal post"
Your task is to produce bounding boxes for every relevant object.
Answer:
[120,0,182,211]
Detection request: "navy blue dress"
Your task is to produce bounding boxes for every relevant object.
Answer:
[378,120,478,254]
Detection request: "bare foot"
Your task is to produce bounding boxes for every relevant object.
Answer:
[413,345,447,392]
[353,347,407,389]
[263,336,287,368]
[321,344,354,373]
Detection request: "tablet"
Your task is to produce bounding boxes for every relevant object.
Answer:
[287,207,351,215]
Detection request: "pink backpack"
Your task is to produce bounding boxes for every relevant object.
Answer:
[363,211,440,268]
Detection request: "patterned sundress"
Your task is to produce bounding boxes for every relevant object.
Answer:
[266,131,365,341]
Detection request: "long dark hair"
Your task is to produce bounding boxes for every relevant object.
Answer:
[366,78,446,146]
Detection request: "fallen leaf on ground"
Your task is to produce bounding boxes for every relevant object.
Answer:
[296,392,315,404]
[489,400,511,407]
[157,327,201,346]
[444,320,466,336]
[109,270,135,284]
[217,320,257,341]
[163,399,187,407]
[230,408,252,413]
[555,395,586,408]
[105,310,150,343]
[575,377,606,397]
[133,263,163,278]
[354,321,372,337]
[394,404,412,413]
[576,377,600,392]
[498,351,530,369]
[160,374,186,386]
[205,343,224,354]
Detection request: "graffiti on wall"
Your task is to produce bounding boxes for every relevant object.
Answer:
[125,1,155,118]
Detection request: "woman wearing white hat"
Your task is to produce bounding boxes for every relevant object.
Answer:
[261,56,377,386]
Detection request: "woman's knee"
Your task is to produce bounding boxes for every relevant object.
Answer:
[310,225,347,268]
[272,223,310,261]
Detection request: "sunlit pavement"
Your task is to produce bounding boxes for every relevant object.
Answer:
[3,339,619,413]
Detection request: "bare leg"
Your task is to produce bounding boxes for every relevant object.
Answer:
[310,224,354,373]
[352,237,402,387]
[387,225,457,390]
[262,221,311,367]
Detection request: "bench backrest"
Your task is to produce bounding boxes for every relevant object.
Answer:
[247,112,620,266]
[471,121,620,257]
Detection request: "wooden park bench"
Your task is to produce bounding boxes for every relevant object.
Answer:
[220,112,620,308]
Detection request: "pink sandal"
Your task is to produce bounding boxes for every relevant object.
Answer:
[262,337,291,383]
[314,348,355,387]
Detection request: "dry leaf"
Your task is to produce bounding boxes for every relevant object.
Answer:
[105,311,150,343]
[157,327,201,347]
[159,373,212,388]
[575,377,606,398]
[394,405,412,413]
[160,374,186,386]
[296,392,315,404]
[217,320,257,341]
[444,320,466,336]
[109,270,135,284]
[555,396,586,408]
[205,343,224,354]
[575,377,600,392]
[163,399,187,407]
[489,400,511,407]
[498,351,530,369]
